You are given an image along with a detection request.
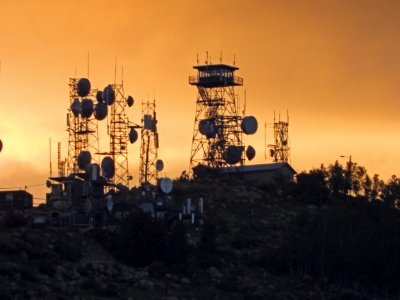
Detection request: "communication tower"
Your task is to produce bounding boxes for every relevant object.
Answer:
[57,142,66,177]
[268,112,290,162]
[108,82,131,186]
[189,61,258,175]
[66,78,99,174]
[139,100,163,184]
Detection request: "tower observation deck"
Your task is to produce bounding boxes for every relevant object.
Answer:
[189,64,243,88]
[189,63,248,176]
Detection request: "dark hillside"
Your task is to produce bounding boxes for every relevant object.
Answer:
[1,160,400,299]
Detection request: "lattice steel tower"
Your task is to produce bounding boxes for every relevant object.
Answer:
[66,78,99,174]
[108,82,130,186]
[268,112,290,162]
[189,63,245,175]
[139,100,159,184]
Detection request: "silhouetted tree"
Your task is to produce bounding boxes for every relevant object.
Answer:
[296,167,329,206]
[382,175,400,208]
[371,174,384,201]
[327,161,348,199]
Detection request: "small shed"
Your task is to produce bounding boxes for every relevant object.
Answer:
[193,162,296,184]
[218,163,297,184]
[0,190,33,211]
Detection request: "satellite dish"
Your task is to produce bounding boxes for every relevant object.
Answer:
[143,114,153,130]
[156,159,164,172]
[96,90,103,102]
[90,163,100,181]
[77,78,91,97]
[140,202,154,217]
[101,156,115,179]
[94,102,108,121]
[159,177,173,194]
[81,99,94,118]
[246,145,256,160]
[223,145,244,164]
[78,151,92,170]
[46,180,51,188]
[199,120,207,135]
[241,116,258,135]
[106,195,113,212]
[129,128,138,144]
[70,98,81,117]
[199,119,216,138]
[206,121,216,139]
[127,95,134,107]
[0,139,3,152]
[103,85,115,105]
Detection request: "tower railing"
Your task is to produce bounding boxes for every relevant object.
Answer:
[189,75,243,86]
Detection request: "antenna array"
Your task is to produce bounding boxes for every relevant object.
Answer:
[267,112,290,162]
[66,78,99,174]
[188,57,258,175]
[139,100,163,184]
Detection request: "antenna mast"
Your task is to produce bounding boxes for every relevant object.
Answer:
[49,138,52,177]
[267,111,290,162]
[139,100,160,184]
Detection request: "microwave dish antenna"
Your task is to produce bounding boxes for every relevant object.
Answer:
[246,145,256,160]
[101,156,115,179]
[103,85,115,105]
[81,98,94,118]
[127,95,134,107]
[77,78,91,97]
[96,90,103,102]
[94,102,108,120]
[241,116,258,135]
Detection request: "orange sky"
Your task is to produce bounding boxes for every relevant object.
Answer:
[0,0,399,202]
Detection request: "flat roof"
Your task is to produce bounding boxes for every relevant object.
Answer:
[193,162,297,176]
[193,64,239,71]
[0,190,33,196]
[217,162,297,175]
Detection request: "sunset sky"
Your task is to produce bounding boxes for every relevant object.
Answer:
[0,0,399,202]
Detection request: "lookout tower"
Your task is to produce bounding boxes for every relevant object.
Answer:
[267,112,290,163]
[189,62,257,176]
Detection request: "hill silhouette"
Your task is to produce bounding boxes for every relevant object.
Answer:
[0,159,400,299]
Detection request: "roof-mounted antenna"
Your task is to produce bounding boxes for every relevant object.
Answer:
[220,51,222,63]
[87,52,90,79]
[264,122,267,159]
[233,54,236,66]
[196,53,199,65]
[205,51,208,65]
[237,95,240,116]
[49,138,52,177]
[114,57,118,84]
[242,89,247,115]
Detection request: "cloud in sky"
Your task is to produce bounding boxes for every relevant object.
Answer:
[0,0,399,201]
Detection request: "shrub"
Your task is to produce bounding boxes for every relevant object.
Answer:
[3,212,29,228]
